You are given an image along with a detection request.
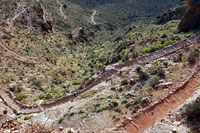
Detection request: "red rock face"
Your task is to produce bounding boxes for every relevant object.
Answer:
[178,0,200,32]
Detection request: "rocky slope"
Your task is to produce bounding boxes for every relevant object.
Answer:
[178,0,200,32]
[157,0,187,24]
[1,0,200,132]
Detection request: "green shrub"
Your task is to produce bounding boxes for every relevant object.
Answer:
[156,67,165,78]
[93,103,101,107]
[79,110,85,114]
[24,115,33,120]
[136,67,142,73]
[8,85,16,92]
[121,99,128,104]
[188,49,199,64]
[82,114,88,118]
[16,93,27,101]
[109,101,118,109]
[149,67,157,75]
[149,76,160,88]
[183,98,200,123]
[173,53,182,62]
[45,93,52,99]
[139,71,149,81]
[131,52,138,58]
[2,35,9,39]
[30,77,42,88]
[118,86,124,92]
[38,94,45,99]
[59,117,65,123]
[120,79,129,86]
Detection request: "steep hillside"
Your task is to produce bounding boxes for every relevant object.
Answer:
[157,0,187,24]
[69,0,180,27]
[1,0,200,132]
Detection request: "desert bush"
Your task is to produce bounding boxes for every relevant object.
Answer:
[139,71,149,81]
[79,110,85,114]
[188,49,199,64]
[131,52,138,58]
[120,79,129,86]
[30,77,42,88]
[149,76,160,88]
[16,93,27,101]
[156,67,165,78]
[173,53,182,62]
[109,101,118,109]
[39,94,45,99]
[24,115,33,120]
[182,98,200,123]
[59,117,65,123]
[93,103,101,107]
[136,66,142,73]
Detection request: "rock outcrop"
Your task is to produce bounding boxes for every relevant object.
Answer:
[41,21,52,32]
[178,0,200,32]
[67,27,88,43]
[157,0,187,24]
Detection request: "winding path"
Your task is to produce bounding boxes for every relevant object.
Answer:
[0,34,200,116]
[113,64,200,133]
[0,41,45,64]
[91,10,97,25]
[57,0,67,19]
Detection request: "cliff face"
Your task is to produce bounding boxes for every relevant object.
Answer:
[178,0,200,32]
[157,0,187,24]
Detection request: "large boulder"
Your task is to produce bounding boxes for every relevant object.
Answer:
[178,0,200,32]
[67,27,88,42]
[40,21,52,32]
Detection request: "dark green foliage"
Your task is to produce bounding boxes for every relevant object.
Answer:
[173,53,183,62]
[188,49,199,64]
[183,98,200,123]
[16,93,27,101]
[24,115,33,120]
[156,67,165,78]
[30,77,42,88]
[136,67,142,73]
[139,71,149,81]
[120,79,129,86]
[109,101,118,109]
[39,94,45,99]
[59,117,65,123]
[149,76,160,88]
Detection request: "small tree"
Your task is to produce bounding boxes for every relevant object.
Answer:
[120,79,129,86]
[157,67,165,78]
[149,76,160,88]
[183,98,200,123]
[188,49,199,64]
[139,71,149,81]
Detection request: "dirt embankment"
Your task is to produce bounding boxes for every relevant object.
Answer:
[112,64,200,133]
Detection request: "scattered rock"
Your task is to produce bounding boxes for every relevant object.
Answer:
[175,114,182,121]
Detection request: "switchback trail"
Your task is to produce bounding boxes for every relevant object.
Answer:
[0,88,41,115]
[0,34,200,115]
[0,27,16,38]
[114,63,200,133]
[0,41,45,64]
[91,10,97,25]
[57,0,67,19]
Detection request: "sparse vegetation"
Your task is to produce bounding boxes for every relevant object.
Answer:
[16,93,27,101]
[188,49,199,64]
[58,117,65,123]
[149,76,160,88]
[182,98,200,123]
